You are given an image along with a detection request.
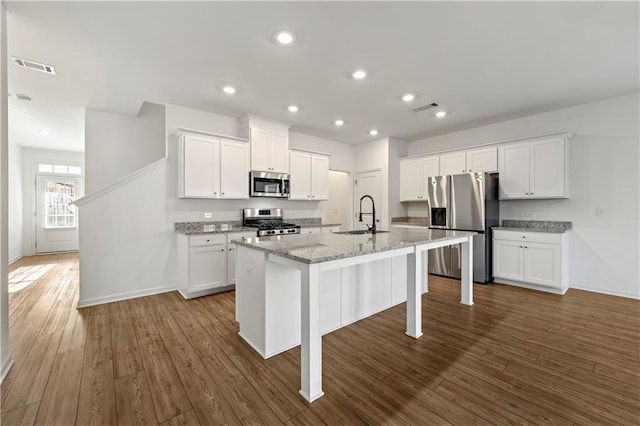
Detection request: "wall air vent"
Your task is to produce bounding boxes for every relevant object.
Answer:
[11,57,56,75]
[413,102,439,112]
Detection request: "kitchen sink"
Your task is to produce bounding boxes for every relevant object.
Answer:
[335,230,390,235]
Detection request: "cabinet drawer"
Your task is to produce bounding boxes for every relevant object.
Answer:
[227,232,256,243]
[494,230,561,244]
[190,234,226,247]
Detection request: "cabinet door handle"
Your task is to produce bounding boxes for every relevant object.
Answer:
[520,246,523,248]
[220,248,225,252]
[214,192,217,195]
[530,193,534,196]
[222,193,225,195]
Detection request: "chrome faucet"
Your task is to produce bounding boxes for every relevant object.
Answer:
[358,195,377,234]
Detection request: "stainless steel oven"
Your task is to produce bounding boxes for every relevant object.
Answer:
[250,171,290,198]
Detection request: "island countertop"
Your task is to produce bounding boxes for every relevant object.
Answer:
[233,228,476,264]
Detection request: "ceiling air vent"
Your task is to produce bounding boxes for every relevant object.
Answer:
[11,57,56,75]
[413,102,439,113]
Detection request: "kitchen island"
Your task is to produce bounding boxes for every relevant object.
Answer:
[234,228,476,403]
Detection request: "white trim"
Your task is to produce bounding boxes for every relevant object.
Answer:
[1,357,14,383]
[570,283,640,300]
[402,130,574,159]
[77,284,176,308]
[175,128,248,142]
[72,157,167,207]
[8,254,23,265]
[493,279,568,295]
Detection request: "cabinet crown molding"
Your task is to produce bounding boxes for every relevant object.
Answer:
[401,130,573,161]
[238,113,292,129]
[175,128,248,142]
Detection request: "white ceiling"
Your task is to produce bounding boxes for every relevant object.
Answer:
[6,1,639,152]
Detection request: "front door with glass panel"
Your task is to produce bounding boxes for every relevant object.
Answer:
[36,176,83,253]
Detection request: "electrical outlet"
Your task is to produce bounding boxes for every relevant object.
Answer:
[595,207,606,217]
[524,212,535,219]
[204,212,213,219]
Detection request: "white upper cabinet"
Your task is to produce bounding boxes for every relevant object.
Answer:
[498,136,569,200]
[466,147,498,173]
[400,156,439,201]
[180,133,219,198]
[440,147,497,175]
[289,150,330,201]
[177,131,249,199]
[439,152,467,175]
[220,139,250,199]
[239,114,291,173]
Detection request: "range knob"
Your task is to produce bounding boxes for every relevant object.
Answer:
[267,230,275,235]
[288,229,296,233]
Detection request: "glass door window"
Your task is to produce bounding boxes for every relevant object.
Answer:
[44,181,77,228]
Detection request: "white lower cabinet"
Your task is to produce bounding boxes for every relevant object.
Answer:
[493,230,568,293]
[226,232,257,286]
[178,231,255,299]
[322,225,341,233]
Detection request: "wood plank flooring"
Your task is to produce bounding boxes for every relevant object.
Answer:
[1,253,639,425]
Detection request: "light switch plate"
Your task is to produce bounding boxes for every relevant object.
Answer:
[204,212,213,219]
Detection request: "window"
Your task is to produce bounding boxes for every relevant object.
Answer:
[38,163,83,176]
[44,181,77,228]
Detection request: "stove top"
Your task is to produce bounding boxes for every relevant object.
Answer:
[242,208,301,236]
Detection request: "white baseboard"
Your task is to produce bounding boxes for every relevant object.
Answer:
[1,357,14,383]
[8,254,23,265]
[493,279,568,295]
[570,283,640,300]
[77,284,177,308]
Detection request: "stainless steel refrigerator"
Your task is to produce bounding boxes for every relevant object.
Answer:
[426,172,499,283]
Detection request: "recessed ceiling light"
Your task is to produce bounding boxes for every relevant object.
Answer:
[369,129,379,136]
[402,94,415,102]
[435,110,447,118]
[38,129,52,135]
[275,30,295,45]
[351,70,367,80]
[222,86,236,95]
[288,105,299,113]
[334,119,345,126]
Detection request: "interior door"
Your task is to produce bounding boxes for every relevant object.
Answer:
[36,176,84,253]
[354,170,383,230]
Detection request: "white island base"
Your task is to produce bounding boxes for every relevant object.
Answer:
[236,245,425,359]
[235,230,475,403]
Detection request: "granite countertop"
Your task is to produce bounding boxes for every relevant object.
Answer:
[493,220,572,234]
[175,218,341,235]
[391,217,429,227]
[234,228,476,264]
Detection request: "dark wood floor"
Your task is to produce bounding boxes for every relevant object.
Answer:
[1,253,639,425]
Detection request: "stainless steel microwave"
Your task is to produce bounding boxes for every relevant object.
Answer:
[250,171,290,198]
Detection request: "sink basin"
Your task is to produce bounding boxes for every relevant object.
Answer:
[335,230,389,235]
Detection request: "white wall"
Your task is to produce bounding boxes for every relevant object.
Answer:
[388,138,408,220]
[78,104,356,306]
[289,131,355,173]
[20,148,84,256]
[1,2,12,382]
[85,102,163,193]
[326,170,352,229]
[355,138,390,227]
[407,93,640,298]
[8,143,22,263]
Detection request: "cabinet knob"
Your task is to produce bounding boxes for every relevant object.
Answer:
[214,192,217,195]
[222,193,225,195]
[530,193,534,196]
[220,248,225,252]
[522,236,526,238]
[520,246,523,248]
[525,246,528,249]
